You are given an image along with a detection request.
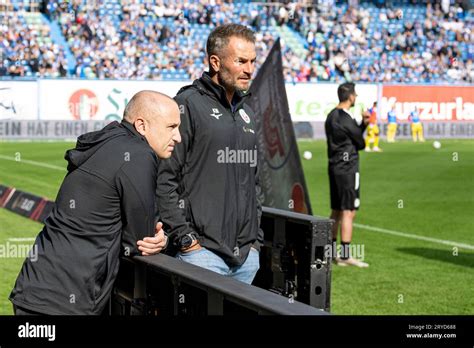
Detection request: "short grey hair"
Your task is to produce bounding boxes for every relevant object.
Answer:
[206,23,255,58]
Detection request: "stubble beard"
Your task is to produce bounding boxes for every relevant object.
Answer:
[218,68,247,94]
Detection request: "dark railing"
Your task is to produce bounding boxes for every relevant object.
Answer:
[110,254,327,316]
[111,206,333,315]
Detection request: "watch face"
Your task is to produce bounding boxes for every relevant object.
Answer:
[180,235,192,248]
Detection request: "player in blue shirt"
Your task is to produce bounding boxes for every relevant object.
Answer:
[387,106,398,143]
[408,107,424,142]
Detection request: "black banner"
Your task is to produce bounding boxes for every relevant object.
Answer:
[249,39,313,215]
[2,186,53,223]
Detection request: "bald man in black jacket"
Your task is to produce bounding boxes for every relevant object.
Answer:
[10,91,181,315]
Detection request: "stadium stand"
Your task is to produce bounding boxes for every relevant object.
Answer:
[1,0,473,83]
[289,1,473,83]
[0,5,69,77]
[45,0,282,80]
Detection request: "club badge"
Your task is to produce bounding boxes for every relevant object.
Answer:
[239,109,251,124]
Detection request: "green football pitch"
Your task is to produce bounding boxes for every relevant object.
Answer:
[0,140,473,315]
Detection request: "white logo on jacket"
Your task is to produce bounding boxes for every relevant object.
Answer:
[242,126,255,134]
[210,108,222,120]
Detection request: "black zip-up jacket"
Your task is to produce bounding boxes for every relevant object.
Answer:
[10,121,158,315]
[157,72,263,266]
[325,108,367,175]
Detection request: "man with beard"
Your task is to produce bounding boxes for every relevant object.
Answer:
[325,82,370,268]
[156,24,263,284]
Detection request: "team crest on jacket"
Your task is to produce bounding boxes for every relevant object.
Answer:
[239,109,251,124]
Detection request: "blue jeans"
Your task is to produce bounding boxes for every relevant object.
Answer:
[176,247,260,284]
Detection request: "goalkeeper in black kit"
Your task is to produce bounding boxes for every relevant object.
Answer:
[325,82,370,268]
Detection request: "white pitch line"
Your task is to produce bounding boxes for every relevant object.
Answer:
[354,223,474,251]
[0,155,66,171]
[7,238,36,242]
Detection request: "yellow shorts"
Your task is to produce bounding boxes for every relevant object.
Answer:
[411,123,423,133]
[367,124,379,137]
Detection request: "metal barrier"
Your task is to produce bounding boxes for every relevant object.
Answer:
[254,207,333,311]
[110,254,328,316]
[111,206,333,315]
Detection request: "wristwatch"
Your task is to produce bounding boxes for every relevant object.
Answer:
[179,233,197,249]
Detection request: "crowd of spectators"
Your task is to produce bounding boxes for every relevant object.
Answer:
[282,1,473,83]
[0,10,68,78]
[1,0,473,84]
[47,0,280,80]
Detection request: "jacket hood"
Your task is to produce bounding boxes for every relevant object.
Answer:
[65,121,140,172]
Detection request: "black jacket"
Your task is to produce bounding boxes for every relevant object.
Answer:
[10,121,158,315]
[157,72,263,266]
[325,108,367,175]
